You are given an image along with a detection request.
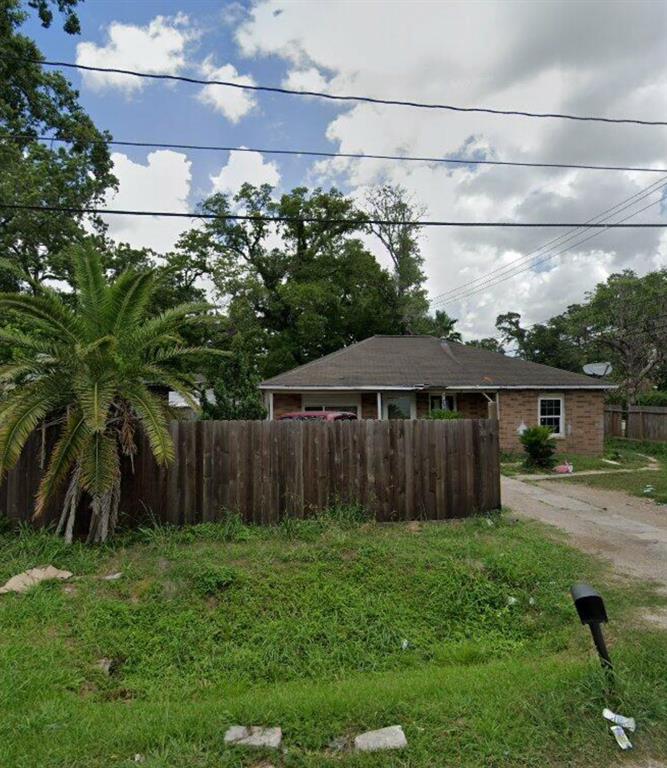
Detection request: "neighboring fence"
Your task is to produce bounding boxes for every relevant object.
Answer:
[604,405,667,442]
[0,418,501,527]
[604,406,625,438]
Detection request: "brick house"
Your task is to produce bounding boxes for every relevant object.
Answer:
[259,336,615,454]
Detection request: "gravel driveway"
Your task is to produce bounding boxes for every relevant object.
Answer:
[502,475,667,596]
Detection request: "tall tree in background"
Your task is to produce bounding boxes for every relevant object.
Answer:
[365,184,430,334]
[493,270,667,401]
[0,0,115,289]
[428,309,462,341]
[178,183,401,378]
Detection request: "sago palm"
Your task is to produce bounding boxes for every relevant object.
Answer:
[0,244,218,543]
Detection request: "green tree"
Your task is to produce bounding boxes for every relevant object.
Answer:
[426,309,462,341]
[466,337,505,354]
[201,350,266,421]
[0,245,218,543]
[0,0,115,289]
[178,184,401,378]
[365,184,430,333]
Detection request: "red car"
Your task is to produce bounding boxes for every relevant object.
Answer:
[278,411,358,421]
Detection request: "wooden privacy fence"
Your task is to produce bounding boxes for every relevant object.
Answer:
[604,406,667,442]
[0,418,501,527]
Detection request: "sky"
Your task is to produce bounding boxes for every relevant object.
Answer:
[25,0,667,340]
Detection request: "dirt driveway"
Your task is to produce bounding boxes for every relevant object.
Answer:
[502,475,667,595]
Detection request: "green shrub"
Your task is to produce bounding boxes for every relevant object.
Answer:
[520,425,557,468]
[428,409,463,420]
[637,391,667,407]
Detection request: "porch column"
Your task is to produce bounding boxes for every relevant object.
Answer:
[376,391,382,420]
[268,391,274,421]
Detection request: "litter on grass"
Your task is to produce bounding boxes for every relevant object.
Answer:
[610,725,633,750]
[603,708,636,732]
[0,566,72,595]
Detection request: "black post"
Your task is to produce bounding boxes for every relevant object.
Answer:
[589,622,613,669]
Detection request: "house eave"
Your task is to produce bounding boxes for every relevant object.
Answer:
[259,383,617,391]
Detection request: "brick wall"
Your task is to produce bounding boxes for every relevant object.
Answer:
[416,392,430,418]
[498,390,605,455]
[273,392,302,418]
[456,393,489,419]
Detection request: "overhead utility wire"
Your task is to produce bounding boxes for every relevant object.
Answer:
[429,177,667,304]
[1,203,666,228]
[19,58,667,127]
[4,132,666,175]
[431,196,665,306]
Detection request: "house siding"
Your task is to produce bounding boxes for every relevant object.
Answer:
[456,393,489,419]
[498,390,605,455]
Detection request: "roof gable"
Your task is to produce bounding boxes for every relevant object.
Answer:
[260,336,612,390]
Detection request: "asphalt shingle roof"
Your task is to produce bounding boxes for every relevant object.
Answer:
[260,336,612,389]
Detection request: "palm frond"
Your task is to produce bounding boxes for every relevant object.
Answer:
[140,366,201,411]
[74,374,117,433]
[0,327,58,356]
[0,385,60,474]
[108,270,156,333]
[0,294,81,342]
[130,303,214,350]
[79,430,119,497]
[122,382,174,465]
[34,412,89,520]
[71,244,108,334]
[147,345,229,364]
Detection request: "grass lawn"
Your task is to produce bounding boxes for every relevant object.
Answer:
[562,439,667,504]
[501,439,656,477]
[1,511,666,767]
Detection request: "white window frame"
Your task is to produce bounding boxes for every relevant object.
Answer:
[538,393,565,438]
[301,392,362,416]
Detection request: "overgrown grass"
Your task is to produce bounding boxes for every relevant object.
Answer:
[0,512,665,767]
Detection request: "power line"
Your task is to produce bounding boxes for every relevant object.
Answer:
[431,196,665,306]
[1,203,666,228]
[19,57,667,127]
[429,177,667,304]
[4,132,666,175]
[430,183,667,305]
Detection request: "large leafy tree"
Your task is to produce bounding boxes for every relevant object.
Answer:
[0,0,115,289]
[494,270,667,401]
[0,245,217,543]
[365,184,430,334]
[178,183,402,378]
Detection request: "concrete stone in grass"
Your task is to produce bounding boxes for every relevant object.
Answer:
[224,725,282,749]
[354,725,407,752]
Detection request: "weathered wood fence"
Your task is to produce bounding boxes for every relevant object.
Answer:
[604,405,667,442]
[0,418,501,527]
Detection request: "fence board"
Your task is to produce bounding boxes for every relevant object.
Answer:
[1,419,501,527]
[605,405,667,442]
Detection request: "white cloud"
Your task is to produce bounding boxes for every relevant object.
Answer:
[104,150,194,253]
[197,57,257,122]
[237,0,667,338]
[210,150,280,195]
[282,67,329,92]
[76,14,193,93]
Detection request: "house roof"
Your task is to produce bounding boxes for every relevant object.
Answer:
[259,335,614,390]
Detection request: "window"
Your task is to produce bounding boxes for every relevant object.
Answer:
[384,395,414,419]
[305,405,358,415]
[538,395,564,437]
[429,394,456,413]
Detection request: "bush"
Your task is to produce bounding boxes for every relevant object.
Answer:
[520,426,557,468]
[190,564,238,596]
[637,391,667,407]
[428,409,463,420]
